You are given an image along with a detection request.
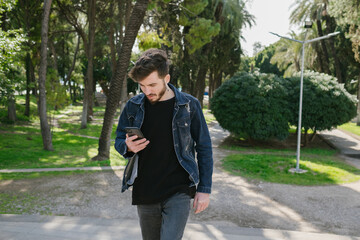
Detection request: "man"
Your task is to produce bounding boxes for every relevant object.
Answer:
[114,48,213,240]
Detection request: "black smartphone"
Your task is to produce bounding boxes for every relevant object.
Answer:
[124,127,145,140]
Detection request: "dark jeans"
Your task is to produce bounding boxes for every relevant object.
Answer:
[137,192,191,240]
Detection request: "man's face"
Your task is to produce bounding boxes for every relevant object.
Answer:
[139,71,170,104]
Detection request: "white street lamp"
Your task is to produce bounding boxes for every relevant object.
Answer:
[270,27,340,173]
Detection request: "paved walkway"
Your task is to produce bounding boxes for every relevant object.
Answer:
[1,126,360,240]
[320,128,360,169]
[1,214,359,240]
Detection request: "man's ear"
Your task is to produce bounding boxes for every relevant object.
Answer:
[164,74,171,84]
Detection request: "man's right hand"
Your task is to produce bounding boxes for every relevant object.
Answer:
[125,134,149,153]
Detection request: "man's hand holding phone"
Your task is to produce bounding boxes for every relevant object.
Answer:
[124,127,149,153]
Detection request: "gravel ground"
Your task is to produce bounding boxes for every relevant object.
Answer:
[1,123,359,237]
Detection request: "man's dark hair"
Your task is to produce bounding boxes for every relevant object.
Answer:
[128,48,170,82]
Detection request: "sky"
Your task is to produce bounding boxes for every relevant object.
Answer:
[240,0,298,56]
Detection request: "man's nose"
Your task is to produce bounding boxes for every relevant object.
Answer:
[142,87,149,95]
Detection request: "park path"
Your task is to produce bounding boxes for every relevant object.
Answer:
[1,121,360,239]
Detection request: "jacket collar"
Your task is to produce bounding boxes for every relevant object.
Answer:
[129,83,190,106]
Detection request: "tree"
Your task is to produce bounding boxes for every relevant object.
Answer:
[38,0,54,151]
[270,31,312,77]
[0,0,26,122]
[10,0,43,117]
[93,0,149,161]
[328,0,360,125]
[290,0,330,74]
[210,72,291,141]
[254,44,284,76]
[80,0,96,129]
[285,71,357,144]
[290,0,343,82]
[328,0,360,61]
[56,0,97,128]
[206,0,254,99]
[252,41,263,56]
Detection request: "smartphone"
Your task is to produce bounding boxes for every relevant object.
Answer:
[124,127,145,140]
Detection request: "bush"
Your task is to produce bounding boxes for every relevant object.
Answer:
[210,72,291,140]
[285,71,357,131]
[210,71,357,141]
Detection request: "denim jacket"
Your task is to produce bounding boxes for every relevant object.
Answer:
[114,83,213,194]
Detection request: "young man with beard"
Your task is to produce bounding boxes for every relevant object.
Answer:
[115,48,213,240]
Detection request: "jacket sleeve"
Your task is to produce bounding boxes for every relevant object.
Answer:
[190,98,213,194]
[114,103,134,159]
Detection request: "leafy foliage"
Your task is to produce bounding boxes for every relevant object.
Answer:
[210,72,291,140]
[211,71,357,140]
[254,44,285,76]
[329,0,360,62]
[45,69,70,111]
[285,71,357,131]
[185,18,220,54]
[137,31,170,51]
[0,3,26,104]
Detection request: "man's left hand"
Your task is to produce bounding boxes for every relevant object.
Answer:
[193,192,210,214]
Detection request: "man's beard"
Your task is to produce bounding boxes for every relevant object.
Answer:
[146,81,167,104]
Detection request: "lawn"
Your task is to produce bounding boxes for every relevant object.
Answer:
[0,124,124,170]
[339,122,360,136]
[0,98,126,180]
[220,128,360,185]
[223,153,360,185]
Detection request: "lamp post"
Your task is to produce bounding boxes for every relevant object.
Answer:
[270,24,340,173]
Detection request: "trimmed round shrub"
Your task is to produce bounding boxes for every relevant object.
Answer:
[210,72,291,140]
[285,71,357,131]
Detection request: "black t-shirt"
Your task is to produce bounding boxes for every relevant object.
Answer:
[132,97,195,205]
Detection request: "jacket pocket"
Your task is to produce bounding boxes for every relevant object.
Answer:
[176,117,192,153]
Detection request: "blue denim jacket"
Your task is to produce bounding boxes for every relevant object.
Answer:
[114,83,213,194]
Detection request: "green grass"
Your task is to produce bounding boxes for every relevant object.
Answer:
[222,145,337,156]
[59,122,118,139]
[223,153,360,185]
[0,170,93,181]
[203,109,216,124]
[0,97,125,182]
[0,124,125,170]
[339,122,360,136]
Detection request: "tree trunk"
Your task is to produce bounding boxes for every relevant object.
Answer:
[180,26,191,93]
[214,71,222,90]
[316,20,331,75]
[303,128,308,147]
[357,73,360,126]
[65,35,80,102]
[38,0,53,151]
[8,95,16,122]
[119,75,128,112]
[325,16,343,83]
[49,38,58,72]
[25,51,37,114]
[195,65,207,108]
[310,129,317,142]
[108,0,117,73]
[93,0,149,161]
[25,52,31,117]
[80,0,96,129]
[208,69,214,99]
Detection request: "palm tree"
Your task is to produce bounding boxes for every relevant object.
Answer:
[271,32,302,77]
[290,0,343,82]
[208,0,255,97]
